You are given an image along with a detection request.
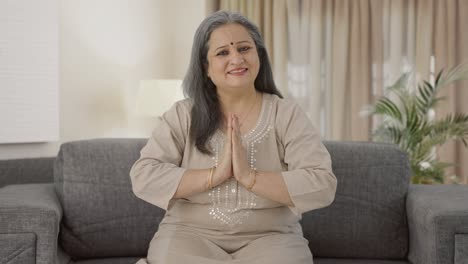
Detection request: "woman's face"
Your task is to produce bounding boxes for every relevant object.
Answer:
[206,23,260,92]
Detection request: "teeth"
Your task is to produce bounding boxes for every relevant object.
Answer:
[229,69,246,73]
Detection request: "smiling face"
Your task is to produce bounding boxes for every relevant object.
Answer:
[206,23,260,93]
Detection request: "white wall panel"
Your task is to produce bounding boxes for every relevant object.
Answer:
[0,0,59,143]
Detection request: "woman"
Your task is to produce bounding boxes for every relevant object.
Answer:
[130,10,337,264]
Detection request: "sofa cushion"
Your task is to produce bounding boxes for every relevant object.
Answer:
[0,233,36,264]
[455,234,468,264]
[0,184,61,264]
[54,138,164,259]
[304,141,410,259]
[73,258,140,264]
[314,259,410,264]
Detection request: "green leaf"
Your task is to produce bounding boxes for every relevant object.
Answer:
[369,63,468,184]
[374,97,403,123]
[434,69,444,87]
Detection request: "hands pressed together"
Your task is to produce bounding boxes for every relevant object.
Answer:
[174,113,293,205]
[210,113,256,190]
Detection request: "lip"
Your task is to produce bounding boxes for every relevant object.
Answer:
[227,68,248,75]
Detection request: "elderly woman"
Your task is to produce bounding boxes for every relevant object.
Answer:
[130,10,337,264]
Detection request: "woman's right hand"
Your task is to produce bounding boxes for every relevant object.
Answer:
[211,113,233,187]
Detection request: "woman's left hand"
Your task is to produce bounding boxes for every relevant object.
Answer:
[231,114,252,187]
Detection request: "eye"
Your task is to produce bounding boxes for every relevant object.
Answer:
[216,50,228,56]
[239,46,251,52]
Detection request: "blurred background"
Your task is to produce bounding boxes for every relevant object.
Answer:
[1,0,467,183]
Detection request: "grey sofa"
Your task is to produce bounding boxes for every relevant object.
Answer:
[1,138,467,264]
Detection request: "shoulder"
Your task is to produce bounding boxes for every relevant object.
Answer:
[173,98,193,113]
[160,98,193,134]
[164,98,193,120]
[265,93,303,121]
[266,94,311,141]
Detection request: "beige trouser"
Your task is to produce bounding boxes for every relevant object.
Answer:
[136,224,313,264]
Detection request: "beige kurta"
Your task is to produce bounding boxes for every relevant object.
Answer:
[130,93,337,264]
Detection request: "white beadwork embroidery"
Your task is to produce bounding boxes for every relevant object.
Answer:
[208,101,273,226]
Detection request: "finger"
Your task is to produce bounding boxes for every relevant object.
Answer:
[235,119,247,156]
[227,113,232,130]
[234,115,242,143]
[230,115,236,135]
[232,115,239,145]
[226,113,232,148]
[231,114,236,128]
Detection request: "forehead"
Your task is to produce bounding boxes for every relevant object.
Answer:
[208,23,253,47]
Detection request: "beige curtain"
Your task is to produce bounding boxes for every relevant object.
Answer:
[286,1,372,139]
[207,0,468,183]
[286,0,468,183]
[206,0,289,95]
[380,0,468,183]
[432,0,468,184]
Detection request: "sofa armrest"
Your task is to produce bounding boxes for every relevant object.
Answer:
[407,184,468,264]
[0,184,62,264]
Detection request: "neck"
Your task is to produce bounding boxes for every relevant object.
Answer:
[217,87,257,115]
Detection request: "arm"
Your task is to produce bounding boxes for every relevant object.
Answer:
[0,184,62,264]
[131,101,235,204]
[249,170,293,206]
[407,184,468,264]
[235,152,335,208]
[130,102,189,210]
[276,101,337,214]
[231,114,293,206]
[175,112,236,199]
[173,168,211,199]
[232,101,336,212]
[134,102,256,206]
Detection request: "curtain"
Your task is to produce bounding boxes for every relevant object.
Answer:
[432,0,468,183]
[207,0,468,183]
[286,1,374,139]
[286,0,468,183]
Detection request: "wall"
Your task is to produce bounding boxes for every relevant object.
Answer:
[0,0,206,159]
[0,0,60,144]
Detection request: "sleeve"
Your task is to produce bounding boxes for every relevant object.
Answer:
[129,101,189,210]
[278,101,337,215]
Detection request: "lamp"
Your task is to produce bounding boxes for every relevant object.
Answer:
[135,79,184,116]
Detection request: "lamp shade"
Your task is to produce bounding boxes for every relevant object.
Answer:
[136,79,184,116]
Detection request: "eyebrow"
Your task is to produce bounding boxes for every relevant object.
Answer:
[214,40,252,52]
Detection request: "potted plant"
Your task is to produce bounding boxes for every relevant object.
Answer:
[364,64,468,184]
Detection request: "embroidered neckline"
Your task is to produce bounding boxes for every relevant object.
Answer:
[215,93,268,142]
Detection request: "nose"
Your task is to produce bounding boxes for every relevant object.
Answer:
[229,50,244,65]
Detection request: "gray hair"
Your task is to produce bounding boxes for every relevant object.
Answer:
[183,10,283,155]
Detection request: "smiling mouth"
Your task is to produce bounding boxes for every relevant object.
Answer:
[228,68,248,74]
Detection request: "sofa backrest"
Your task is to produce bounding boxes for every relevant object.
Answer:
[54,138,156,258]
[0,157,55,188]
[54,138,409,259]
[303,141,410,259]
